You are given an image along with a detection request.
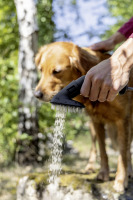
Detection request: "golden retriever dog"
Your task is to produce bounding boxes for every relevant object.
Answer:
[34,41,133,192]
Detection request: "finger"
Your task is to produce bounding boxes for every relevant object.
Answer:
[89,79,101,101]
[80,75,91,97]
[107,89,118,101]
[98,84,110,102]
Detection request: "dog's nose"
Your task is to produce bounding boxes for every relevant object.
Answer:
[34,90,43,99]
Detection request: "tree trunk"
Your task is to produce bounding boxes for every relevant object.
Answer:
[14,0,40,164]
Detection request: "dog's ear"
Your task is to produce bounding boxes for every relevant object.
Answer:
[35,45,48,69]
[69,44,101,75]
[69,45,86,75]
[79,47,110,71]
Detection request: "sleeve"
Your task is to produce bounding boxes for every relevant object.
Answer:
[118,17,133,38]
[129,33,133,38]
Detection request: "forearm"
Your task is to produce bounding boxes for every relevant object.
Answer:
[90,31,126,51]
[109,32,126,46]
[91,17,133,52]
[111,17,133,43]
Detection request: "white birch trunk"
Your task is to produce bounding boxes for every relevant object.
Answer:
[14,0,39,163]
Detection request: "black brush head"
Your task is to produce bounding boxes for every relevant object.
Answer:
[51,75,133,108]
[51,93,85,108]
[50,76,85,108]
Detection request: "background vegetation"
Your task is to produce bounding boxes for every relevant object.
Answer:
[0,0,133,165]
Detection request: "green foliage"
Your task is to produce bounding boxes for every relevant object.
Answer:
[0,0,18,164]
[65,112,90,140]
[39,103,55,134]
[0,52,18,163]
[0,0,18,58]
[107,0,133,20]
[37,0,55,46]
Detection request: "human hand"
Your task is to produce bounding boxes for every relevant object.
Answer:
[80,38,133,102]
[90,39,115,52]
[80,59,129,102]
[90,32,126,52]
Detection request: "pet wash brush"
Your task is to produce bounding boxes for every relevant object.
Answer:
[50,75,133,108]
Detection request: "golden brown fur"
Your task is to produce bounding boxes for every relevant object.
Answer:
[35,41,133,192]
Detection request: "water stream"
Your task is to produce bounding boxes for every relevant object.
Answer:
[48,105,82,184]
[48,105,66,184]
[45,105,83,200]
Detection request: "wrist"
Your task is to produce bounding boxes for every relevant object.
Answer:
[111,38,133,72]
[109,32,126,46]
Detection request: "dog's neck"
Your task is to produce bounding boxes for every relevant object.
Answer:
[78,47,110,73]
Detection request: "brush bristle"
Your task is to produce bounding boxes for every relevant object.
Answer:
[51,104,84,113]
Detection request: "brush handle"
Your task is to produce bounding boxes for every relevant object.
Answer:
[67,75,85,98]
[75,75,85,88]
[74,75,129,96]
[119,85,128,95]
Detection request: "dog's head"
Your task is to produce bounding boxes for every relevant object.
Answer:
[34,42,105,102]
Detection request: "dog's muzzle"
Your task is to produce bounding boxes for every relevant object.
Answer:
[34,90,43,99]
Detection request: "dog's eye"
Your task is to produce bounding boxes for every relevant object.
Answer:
[52,69,61,75]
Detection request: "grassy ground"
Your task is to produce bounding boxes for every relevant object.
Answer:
[0,134,118,200]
